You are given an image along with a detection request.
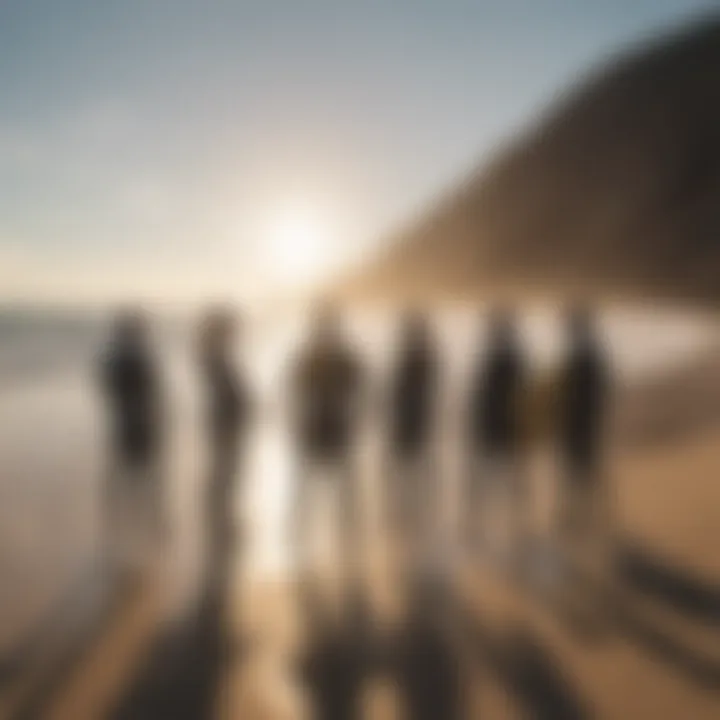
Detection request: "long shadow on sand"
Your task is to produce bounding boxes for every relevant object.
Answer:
[111,482,238,719]
[547,543,720,690]
[110,576,233,720]
[297,583,375,720]
[613,540,720,687]
[400,568,592,720]
[3,564,135,720]
[618,540,720,625]
[387,589,466,720]
[0,564,102,688]
[110,444,245,720]
[468,616,592,720]
[500,630,591,720]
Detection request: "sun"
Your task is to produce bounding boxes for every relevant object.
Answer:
[261,202,336,286]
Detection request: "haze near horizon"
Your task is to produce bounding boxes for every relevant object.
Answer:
[1,0,715,304]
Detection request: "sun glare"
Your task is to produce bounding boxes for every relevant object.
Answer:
[261,202,337,286]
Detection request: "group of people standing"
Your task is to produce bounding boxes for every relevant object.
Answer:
[99,302,609,578]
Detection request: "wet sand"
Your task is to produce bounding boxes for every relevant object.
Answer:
[1,316,719,719]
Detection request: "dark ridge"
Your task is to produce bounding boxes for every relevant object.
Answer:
[341,15,720,304]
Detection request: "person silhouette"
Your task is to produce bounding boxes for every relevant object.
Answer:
[387,310,439,539]
[99,308,165,570]
[556,305,610,562]
[198,307,252,585]
[289,303,364,578]
[466,307,527,565]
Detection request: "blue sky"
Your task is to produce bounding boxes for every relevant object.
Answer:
[0,0,714,302]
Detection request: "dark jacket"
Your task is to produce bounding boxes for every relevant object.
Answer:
[391,345,437,456]
[202,354,250,444]
[293,345,362,458]
[469,345,523,454]
[558,344,607,468]
[101,345,162,464]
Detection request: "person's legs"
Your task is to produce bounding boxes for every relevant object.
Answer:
[391,448,433,557]
[589,459,613,546]
[116,460,153,573]
[572,463,599,545]
[506,453,530,575]
[293,454,315,575]
[398,451,424,543]
[205,435,240,587]
[103,450,128,568]
[338,454,360,578]
[148,450,169,545]
[212,435,239,528]
[386,452,405,540]
[558,455,606,587]
[563,461,617,629]
[128,446,168,575]
[464,450,486,553]
[492,454,518,568]
[418,448,437,540]
[114,454,161,573]
[483,451,506,558]
[583,463,614,588]
[558,457,581,542]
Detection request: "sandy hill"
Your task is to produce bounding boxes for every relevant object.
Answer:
[339,16,720,304]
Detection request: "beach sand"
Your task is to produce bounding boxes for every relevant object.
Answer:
[1,319,718,718]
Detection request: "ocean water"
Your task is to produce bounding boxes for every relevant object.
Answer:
[0,304,716,389]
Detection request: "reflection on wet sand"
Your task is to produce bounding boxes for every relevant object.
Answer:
[1,310,719,719]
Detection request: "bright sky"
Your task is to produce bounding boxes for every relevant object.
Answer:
[0,0,713,303]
